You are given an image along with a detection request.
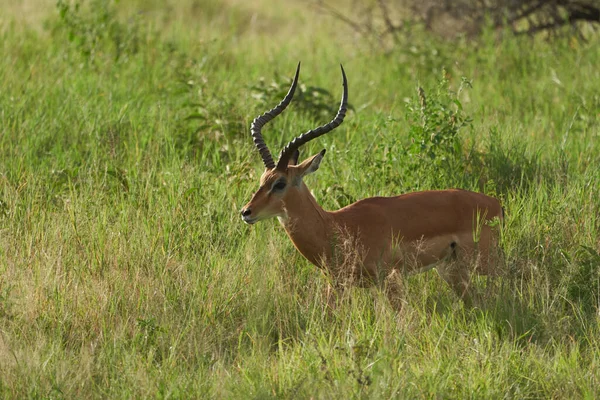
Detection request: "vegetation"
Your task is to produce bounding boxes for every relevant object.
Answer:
[1,0,599,397]
[317,0,600,43]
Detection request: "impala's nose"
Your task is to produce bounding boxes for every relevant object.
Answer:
[240,207,257,224]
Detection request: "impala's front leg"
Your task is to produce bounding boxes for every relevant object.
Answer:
[320,278,352,312]
[382,269,405,311]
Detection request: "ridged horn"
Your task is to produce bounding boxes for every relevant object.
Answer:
[276,64,348,170]
[250,62,301,169]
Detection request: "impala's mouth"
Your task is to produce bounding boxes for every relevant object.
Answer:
[242,215,258,225]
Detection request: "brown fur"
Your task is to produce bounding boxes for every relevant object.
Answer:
[242,154,504,305]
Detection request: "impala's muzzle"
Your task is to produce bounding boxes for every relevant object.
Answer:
[240,207,257,224]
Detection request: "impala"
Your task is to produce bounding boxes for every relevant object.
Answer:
[241,63,504,305]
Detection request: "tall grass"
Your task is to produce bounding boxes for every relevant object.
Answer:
[1,0,599,397]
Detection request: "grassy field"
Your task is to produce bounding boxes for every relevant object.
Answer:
[1,0,599,398]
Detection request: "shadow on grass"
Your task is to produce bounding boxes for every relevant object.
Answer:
[470,265,600,350]
[468,128,552,197]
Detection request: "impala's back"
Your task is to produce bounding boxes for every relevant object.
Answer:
[330,189,504,278]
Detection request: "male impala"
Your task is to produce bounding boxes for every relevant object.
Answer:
[241,63,504,305]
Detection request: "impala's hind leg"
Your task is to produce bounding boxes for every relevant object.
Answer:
[437,242,474,306]
[467,224,505,301]
[482,235,507,300]
[383,269,405,311]
[439,262,473,306]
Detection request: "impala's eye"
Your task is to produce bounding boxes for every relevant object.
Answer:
[272,181,287,192]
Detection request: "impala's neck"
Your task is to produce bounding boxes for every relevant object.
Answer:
[279,183,333,267]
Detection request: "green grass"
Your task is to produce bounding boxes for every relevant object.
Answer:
[1,0,599,398]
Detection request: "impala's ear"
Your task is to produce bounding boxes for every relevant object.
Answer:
[294,149,326,178]
[288,149,300,166]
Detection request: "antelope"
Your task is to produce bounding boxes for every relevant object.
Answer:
[241,63,504,306]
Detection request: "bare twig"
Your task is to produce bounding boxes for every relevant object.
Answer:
[376,0,402,44]
[314,0,600,42]
[313,0,384,47]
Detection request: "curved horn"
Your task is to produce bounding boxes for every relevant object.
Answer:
[250,62,301,169]
[276,64,348,170]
